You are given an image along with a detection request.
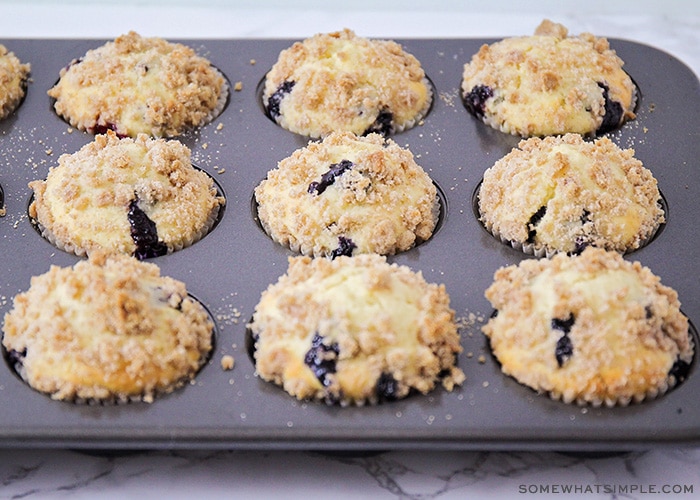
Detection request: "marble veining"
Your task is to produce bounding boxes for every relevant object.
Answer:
[1,448,700,499]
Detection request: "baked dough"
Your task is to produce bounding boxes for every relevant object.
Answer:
[482,247,693,406]
[29,131,224,259]
[0,44,30,120]
[249,254,465,405]
[255,131,438,257]
[478,133,664,256]
[462,19,636,137]
[48,31,227,137]
[2,252,214,403]
[263,28,432,138]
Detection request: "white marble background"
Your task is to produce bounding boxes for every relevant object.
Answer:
[1,1,699,498]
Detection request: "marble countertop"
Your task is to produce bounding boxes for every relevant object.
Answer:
[1,1,699,498]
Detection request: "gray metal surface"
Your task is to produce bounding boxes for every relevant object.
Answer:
[0,38,698,451]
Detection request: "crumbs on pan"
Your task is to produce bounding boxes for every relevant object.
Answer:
[220,355,235,371]
[213,292,242,326]
[455,310,486,338]
[439,89,459,107]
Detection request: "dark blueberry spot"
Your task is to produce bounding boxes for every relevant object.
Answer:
[645,305,654,320]
[570,210,593,255]
[363,109,394,137]
[330,236,356,259]
[308,159,354,195]
[304,332,339,388]
[555,334,574,367]
[551,314,575,334]
[669,358,691,384]
[573,237,591,255]
[580,209,591,224]
[375,372,400,401]
[7,349,25,367]
[91,123,129,139]
[127,198,168,260]
[552,314,575,367]
[267,80,295,119]
[526,205,547,244]
[65,57,84,71]
[463,85,494,119]
[596,82,624,135]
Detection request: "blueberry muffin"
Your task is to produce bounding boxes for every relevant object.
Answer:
[461,19,636,137]
[0,44,30,120]
[47,31,227,137]
[262,28,432,138]
[482,247,694,406]
[478,134,664,256]
[255,131,438,257]
[29,131,224,259]
[249,254,465,405]
[2,252,214,403]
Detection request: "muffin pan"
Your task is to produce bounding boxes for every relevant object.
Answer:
[0,37,698,452]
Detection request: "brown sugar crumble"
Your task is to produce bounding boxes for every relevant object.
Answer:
[221,355,235,371]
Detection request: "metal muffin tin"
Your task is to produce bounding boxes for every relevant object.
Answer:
[0,37,698,452]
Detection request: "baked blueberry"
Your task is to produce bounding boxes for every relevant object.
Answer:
[462,85,493,120]
[266,80,295,120]
[375,372,400,401]
[596,83,625,135]
[363,109,394,137]
[526,205,547,244]
[92,122,126,138]
[555,335,574,367]
[551,314,575,333]
[669,357,691,384]
[127,198,168,260]
[308,160,354,195]
[330,236,356,259]
[304,332,339,388]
